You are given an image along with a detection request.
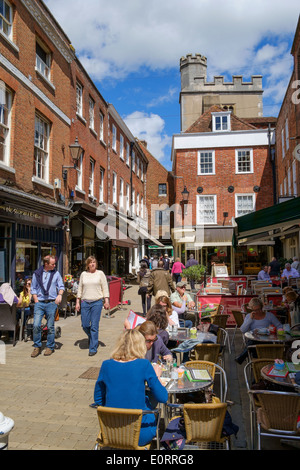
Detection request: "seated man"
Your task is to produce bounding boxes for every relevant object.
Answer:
[170,281,196,327]
[281,263,300,281]
[257,265,271,281]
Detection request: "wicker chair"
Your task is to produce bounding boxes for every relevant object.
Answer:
[185,360,227,402]
[254,344,285,360]
[210,314,230,330]
[244,360,273,449]
[248,390,300,450]
[230,310,245,347]
[167,402,229,450]
[94,407,160,450]
[192,344,221,363]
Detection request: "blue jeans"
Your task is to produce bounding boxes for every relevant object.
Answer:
[81,299,103,353]
[33,301,57,349]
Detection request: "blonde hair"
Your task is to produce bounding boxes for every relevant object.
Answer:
[85,256,98,271]
[111,329,146,361]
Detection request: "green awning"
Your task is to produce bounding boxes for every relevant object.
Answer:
[234,197,300,244]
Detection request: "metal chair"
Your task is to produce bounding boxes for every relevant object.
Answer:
[192,343,221,364]
[166,402,230,450]
[57,291,69,319]
[244,359,274,449]
[94,406,160,450]
[185,360,227,402]
[254,344,285,360]
[248,390,300,450]
[230,310,245,347]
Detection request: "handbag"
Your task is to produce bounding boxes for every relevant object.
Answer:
[138,286,147,295]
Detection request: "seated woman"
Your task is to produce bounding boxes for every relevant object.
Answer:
[155,292,193,329]
[146,305,169,345]
[236,297,283,364]
[285,290,300,327]
[94,329,168,447]
[136,321,173,363]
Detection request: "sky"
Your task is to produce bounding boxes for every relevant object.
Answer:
[45,0,300,170]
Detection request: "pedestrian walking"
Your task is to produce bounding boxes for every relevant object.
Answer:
[185,254,198,289]
[75,256,110,356]
[30,255,65,358]
[147,260,175,297]
[171,257,185,284]
[268,256,281,277]
[162,253,170,271]
[137,261,152,316]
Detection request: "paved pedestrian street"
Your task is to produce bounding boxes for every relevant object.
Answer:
[1,284,298,451]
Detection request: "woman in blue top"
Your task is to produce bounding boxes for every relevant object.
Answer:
[94,329,168,447]
[236,297,282,364]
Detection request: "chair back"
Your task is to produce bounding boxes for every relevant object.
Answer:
[193,344,220,363]
[185,360,216,379]
[231,310,244,328]
[250,359,274,383]
[252,390,300,432]
[255,344,285,359]
[211,314,229,329]
[183,403,227,443]
[96,407,145,450]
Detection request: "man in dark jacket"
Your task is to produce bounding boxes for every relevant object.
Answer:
[147,260,175,297]
[185,254,198,290]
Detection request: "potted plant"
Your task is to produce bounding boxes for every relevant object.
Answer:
[182,264,206,290]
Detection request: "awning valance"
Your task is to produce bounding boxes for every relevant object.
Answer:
[234,197,300,245]
[194,227,233,247]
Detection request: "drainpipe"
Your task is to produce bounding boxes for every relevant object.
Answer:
[268,124,277,205]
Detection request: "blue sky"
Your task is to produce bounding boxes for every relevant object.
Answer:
[45,0,299,170]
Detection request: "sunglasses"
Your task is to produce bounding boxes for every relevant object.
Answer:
[145,336,158,344]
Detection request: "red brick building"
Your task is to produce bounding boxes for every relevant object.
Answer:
[171,105,276,274]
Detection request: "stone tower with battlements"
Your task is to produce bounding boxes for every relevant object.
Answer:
[180,54,263,131]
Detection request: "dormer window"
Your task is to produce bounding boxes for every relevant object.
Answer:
[212,111,231,132]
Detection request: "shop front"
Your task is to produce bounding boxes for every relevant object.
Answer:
[0,187,69,292]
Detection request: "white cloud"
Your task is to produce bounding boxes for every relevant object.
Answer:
[124,111,171,162]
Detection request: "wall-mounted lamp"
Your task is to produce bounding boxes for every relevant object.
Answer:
[62,137,83,180]
[181,186,189,202]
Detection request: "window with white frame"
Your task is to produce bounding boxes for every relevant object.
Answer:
[285,119,289,151]
[155,210,170,226]
[112,172,117,204]
[76,150,84,191]
[0,82,12,166]
[120,134,124,160]
[126,142,130,166]
[284,177,287,195]
[140,162,144,181]
[292,160,297,196]
[112,124,117,152]
[198,150,215,174]
[212,112,231,132]
[89,157,95,197]
[236,149,253,173]
[137,193,140,216]
[99,167,104,202]
[236,194,255,217]
[126,183,130,212]
[158,183,167,196]
[140,196,144,218]
[0,0,12,39]
[132,150,135,172]
[36,38,51,81]
[119,178,124,209]
[281,129,285,159]
[196,195,217,225]
[89,97,95,130]
[99,112,104,142]
[34,113,50,181]
[137,157,140,178]
[76,81,83,116]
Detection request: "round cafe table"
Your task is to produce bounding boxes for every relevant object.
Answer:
[244,330,294,343]
[260,364,300,393]
[168,328,217,344]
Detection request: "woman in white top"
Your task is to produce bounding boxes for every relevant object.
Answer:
[75,256,109,356]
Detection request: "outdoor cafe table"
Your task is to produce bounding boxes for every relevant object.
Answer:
[260,364,300,393]
[244,330,294,343]
[168,328,217,344]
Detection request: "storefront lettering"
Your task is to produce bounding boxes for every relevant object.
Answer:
[0,205,41,219]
